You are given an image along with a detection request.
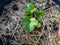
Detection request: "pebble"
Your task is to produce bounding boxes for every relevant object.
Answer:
[12,4,19,11]
[52,25,59,32]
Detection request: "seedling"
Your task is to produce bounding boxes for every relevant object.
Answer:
[21,3,45,32]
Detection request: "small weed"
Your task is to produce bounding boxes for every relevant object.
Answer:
[21,3,45,32]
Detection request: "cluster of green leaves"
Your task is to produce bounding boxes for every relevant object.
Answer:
[21,3,45,32]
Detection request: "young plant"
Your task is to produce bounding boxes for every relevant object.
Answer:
[21,3,45,32]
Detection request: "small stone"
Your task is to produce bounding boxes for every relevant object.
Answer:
[52,25,59,31]
[12,4,19,11]
[46,2,50,7]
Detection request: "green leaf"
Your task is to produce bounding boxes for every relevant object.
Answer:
[30,18,35,21]
[30,20,38,26]
[21,17,30,26]
[36,23,41,28]
[30,18,38,26]
[27,3,35,11]
[24,10,31,17]
[40,10,45,16]
[35,10,39,15]
[33,9,39,15]
[31,8,37,13]
[25,18,39,32]
[38,10,45,21]
[25,24,35,32]
[38,15,43,20]
[24,13,28,17]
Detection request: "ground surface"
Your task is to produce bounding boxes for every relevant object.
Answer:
[0,0,60,45]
